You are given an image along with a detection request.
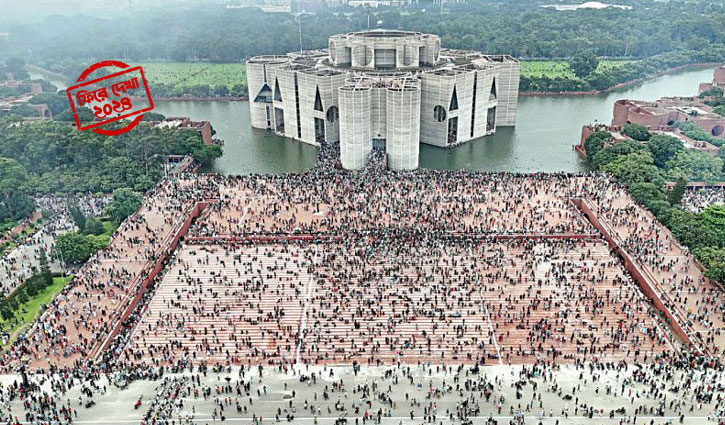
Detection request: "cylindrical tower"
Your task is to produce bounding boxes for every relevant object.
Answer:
[339,85,372,170]
[246,61,268,129]
[386,84,420,171]
[329,37,351,66]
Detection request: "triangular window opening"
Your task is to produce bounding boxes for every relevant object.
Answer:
[314,87,323,112]
[490,78,497,101]
[274,78,282,102]
[254,84,273,103]
[449,86,459,111]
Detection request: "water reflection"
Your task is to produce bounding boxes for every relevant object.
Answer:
[31,66,716,174]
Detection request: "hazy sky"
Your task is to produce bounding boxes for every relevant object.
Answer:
[0,0,217,25]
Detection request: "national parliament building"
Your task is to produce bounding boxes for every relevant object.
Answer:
[246,30,520,171]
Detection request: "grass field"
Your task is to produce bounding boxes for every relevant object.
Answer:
[135,62,246,90]
[520,60,633,79]
[0,276,72,347]
[132,60,632,94]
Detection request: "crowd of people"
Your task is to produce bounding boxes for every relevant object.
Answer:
[0,195,107,300]
[680,187,725,213]
[0,141,723,423]
[584,184,724,358]
[124,238,674,368]
[1,358,723,424]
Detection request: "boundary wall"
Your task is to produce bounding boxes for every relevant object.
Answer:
[572,198,707,355]
[90,201,212,360]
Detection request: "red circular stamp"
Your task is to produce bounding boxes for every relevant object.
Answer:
[65,60,155,136]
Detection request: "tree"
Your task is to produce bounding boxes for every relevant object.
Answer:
[193,144,223,168]
[28,93,69,116]
[601,151,665,187]
[667,176,687,206]
[666,150,724,183]
[584,131,611,159]
[141,112,167,121]
[592,140,646,170]
[67,201,86,230]
[699,86,723,98]
[647,134,684,168]
[38,249,52,286]
[0,157,35,222]
[622,123,651,142]
[106,188,142,224]
[674,121,719,144]
[8,104,38,118]
[83,217,105,235]
[189,84,211,97]
[0,116,222,194]
[53,231,94,263]
[231,84,247,97]
[714,105,725,117]
[698,205,725,247]
[53,231,109,264]
[4,56,29,80]
[54,106,95,122]
[695,247,725,284]
[568,50,599,78]
[214,85,230,97]
[629,182,666,205]
[666,208,723,252]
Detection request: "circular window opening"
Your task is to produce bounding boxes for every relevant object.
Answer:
[326,106,339,123]
[433,105,446,122]
[712,124,724,137]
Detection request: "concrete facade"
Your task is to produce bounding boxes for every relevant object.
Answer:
[247,30,520,170]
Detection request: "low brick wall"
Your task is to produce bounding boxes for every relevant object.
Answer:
[91,201,211,360]
[571,198,704,354]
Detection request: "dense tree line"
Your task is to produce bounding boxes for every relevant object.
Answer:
[2,1,724,65]
[0,115,221,223]
[4,1,723,95]
[521,49,725,92]
[585,130,725,283]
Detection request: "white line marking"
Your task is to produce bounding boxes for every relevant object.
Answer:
[296,243,318,366]
[483,300,503,365]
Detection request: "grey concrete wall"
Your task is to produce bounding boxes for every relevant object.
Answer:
[272,68,300,141]
[449,71,475,146]
[420,72,455,147]
[322,74,346,143]
[297,73,321,144]
[246,62,269,129]
[472,69,496,138]
[494,59,520,127]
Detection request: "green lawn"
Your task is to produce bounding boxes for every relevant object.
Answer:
[520,60,632,79]
[0,276,72,347]
[134,62,246,90]
[135,60,636,94]
[0,219,18,234]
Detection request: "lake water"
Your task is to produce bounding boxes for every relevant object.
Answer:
[33,66,715,175]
